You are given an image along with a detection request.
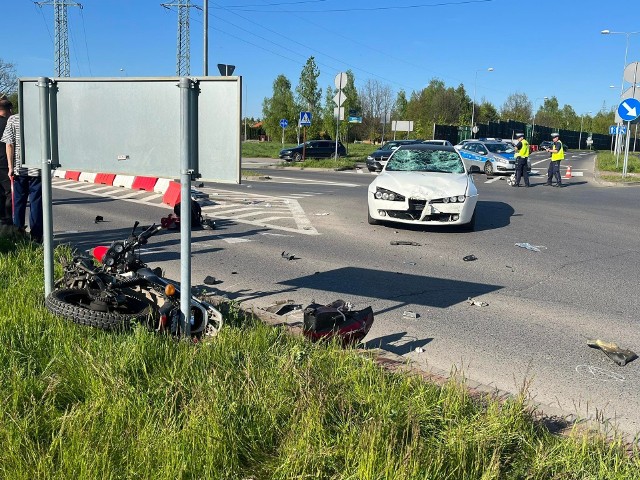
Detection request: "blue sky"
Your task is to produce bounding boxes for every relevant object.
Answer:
[3,0,638,119]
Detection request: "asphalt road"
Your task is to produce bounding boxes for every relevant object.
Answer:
[50,149,640,437]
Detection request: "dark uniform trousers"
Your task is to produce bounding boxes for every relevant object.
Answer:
[515,157,529,186]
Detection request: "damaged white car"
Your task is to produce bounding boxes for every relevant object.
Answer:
[367,144,478,230]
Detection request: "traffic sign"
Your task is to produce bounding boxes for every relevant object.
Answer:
[299,111,312,126]
[334,72,348,90]
[617,98,640,122]
[348,116,362,124]
[623,62,640,84]
[609,125,627,135]
[279,118,288,128]
[333,92,346,106]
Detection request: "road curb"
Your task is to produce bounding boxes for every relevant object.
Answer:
[200,293,622,444]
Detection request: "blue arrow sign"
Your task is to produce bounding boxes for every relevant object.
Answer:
[617,98,640,122]
[279,118,288,128]
[299,111,312,126]
[609,125,627,135]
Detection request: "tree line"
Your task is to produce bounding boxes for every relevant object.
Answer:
[261,56,616,143]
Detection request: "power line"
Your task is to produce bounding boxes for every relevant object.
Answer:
[226,0,492,13]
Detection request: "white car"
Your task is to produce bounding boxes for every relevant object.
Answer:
[367,144,478,230]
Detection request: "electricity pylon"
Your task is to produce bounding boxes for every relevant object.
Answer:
[161,0,201,76]
[35,0,82,77]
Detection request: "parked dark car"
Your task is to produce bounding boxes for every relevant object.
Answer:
[539,140,554,151]
[366,139,423,172]
[279,140,346,162]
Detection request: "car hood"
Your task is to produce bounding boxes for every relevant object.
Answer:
[375,171,470,200]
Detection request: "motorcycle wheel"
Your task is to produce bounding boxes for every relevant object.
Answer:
[46,288,154,331]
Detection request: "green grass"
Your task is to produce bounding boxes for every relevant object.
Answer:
[1,238,640,478]
[597,151,640,181]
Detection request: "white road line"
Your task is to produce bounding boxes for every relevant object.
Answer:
[484,177,502,184]
[256,175,358,187]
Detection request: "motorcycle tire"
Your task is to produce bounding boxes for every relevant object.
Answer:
[45,288,154,331]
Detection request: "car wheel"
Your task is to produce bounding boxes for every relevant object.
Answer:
[367,207,379,225]
[293,152,302,162]
[460,210,476,232]
[367,168,376,173]
[484,161,494,176]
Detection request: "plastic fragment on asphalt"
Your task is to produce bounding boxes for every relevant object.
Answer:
[414,347,425,353]
[94,215,104,223]
[281,251,296,261]
[587,339,638,366]
[403,310,419,319]
[463,254,477,261]
[467,297,489,307]
[515,242,544,252]
[314,212,330,216]
[265,300,302,315]
[390,241,422,246]
[403,262,417,266]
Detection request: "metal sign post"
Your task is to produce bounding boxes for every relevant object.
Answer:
[38,77,54,296]
[279,118,288,146]
[333,72,347,160]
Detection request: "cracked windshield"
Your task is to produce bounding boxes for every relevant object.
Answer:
[386,149,465,173]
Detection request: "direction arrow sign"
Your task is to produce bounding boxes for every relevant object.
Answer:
[299,111,312,126]
[279,118,288,128]
[618,98,640,121]
[609,125,627,135]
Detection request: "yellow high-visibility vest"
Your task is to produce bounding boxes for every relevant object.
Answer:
[551,141,564,161]
[517,139,530,158]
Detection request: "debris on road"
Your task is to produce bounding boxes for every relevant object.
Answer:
[314,212,330,216]
[281,251,297,261]
[203,275,221,285]
[403,310,419,319]
[94,215,104,223]
[201,218,216,230]
[302,299,374,346]
[265,300,302,316]
[467,297,489,307]
[390,241,422,246]
[515,242,545,252]
[587,339,638,366]
[463,254,477,262]
[414,347,425,353]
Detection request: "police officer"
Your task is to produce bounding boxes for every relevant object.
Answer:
[544,132,564,187]
[513,133,530,187]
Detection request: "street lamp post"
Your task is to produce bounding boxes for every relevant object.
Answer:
[471,67,493,138]
[531,96,548,141]
[578,111,592,150]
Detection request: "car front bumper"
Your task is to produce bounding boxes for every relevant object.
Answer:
[368,195,478,226]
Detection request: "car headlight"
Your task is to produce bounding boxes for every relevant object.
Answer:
[282,150,291,154]
[441,195,466,203]
[374,187,405,201]
[367,155,374,160]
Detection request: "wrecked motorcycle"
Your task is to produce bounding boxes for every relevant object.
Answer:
[46,221,223,338]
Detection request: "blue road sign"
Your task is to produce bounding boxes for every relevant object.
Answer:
[299,111,312,126]
[617,98,640,122]
[279,119,288,128]
[610,125,627,135]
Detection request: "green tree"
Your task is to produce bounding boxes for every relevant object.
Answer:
[0,58,17,96]
[394,90,408,121]
[296,56,322,138]
[359,78,394,142]
[262,74,297,143]
[476,99,499,124]
[500,92,532,122]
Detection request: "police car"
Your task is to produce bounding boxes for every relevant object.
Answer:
[458,139,530,176]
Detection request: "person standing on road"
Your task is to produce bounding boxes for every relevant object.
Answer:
[544,132,564,187]
[0,98,13,225]
[1,112,43,242]
[513,132,530,187]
